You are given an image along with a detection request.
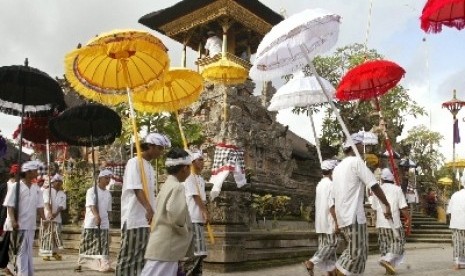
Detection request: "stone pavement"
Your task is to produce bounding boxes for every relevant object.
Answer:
[2,243,460,275]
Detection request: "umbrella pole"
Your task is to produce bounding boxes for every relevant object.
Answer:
[301,45,361,159]
[46,139,53,251]
[90,130,102,255]
[307,108,322,164]
[373,97,401,185]
[121,61,150,200]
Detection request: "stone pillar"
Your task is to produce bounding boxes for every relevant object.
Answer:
[204,181,251,272]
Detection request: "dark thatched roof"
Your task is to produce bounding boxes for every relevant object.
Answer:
[139,0,283,31]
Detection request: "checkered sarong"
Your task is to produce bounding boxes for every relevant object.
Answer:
[452,229,465,266]
[78,229,109,258]
[211,144,245,175]
[336,223,369,275]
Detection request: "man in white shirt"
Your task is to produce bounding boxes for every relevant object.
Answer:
[304,159,339,276]
[204,31,222,57]
[3,160,47,276]
[77,169,113,273]
[447,177,465,270]
[116,132,171,276]
[371,168,409,275]
[40,174,67,261]
[332,133,392,276]
[183,150,208,275]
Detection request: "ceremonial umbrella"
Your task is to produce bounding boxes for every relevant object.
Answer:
[201,57,248,85]
[336,60,406,186]
[65,29,169,200]
[12,116,64,148]
[0,60,65,262]
[438,176,453,186]
[49,103,122,254]
[421,0,465,33]
[249,9,362,157]
[267,72,336,164]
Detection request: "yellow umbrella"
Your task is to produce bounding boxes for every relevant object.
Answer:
[133,68,203,113]
[445,158,465,168]
[364,153,379,168]
[437,177,453,186]
[65,29,169,105]
[65,29,170,202]
[201,56,248,85]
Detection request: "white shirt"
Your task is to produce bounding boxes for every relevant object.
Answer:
[121,157,156,229]
[447,189,465,230]
[371,182,408,228]
[43,188,67,223]
[3,181,44,231]
[332,156,378,227]
[314,177,335,234]
[184,174,207,223]
[205,36,222,57]
[84,186,112,229]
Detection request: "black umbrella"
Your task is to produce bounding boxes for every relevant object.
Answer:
[0,59,65,264]
[49,103,122,254]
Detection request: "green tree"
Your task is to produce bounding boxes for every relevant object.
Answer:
[293,43,426,157]
[399,125,444,192]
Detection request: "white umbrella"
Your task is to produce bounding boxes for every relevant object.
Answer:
[268,71,336,164]
[250,8,361,158]
[359,130,378,146]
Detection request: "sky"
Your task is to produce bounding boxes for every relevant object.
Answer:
[1,0,465,162]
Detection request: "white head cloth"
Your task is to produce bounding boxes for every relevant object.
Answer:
[381,168,395,182]
[165,156,192,167]
[144,132,171,147]
[98,169,113,178]
[21,160,43,172]
[51,174,63,182]
[343,132,364,149]
[190,149,204,161]
[321,159,338,170]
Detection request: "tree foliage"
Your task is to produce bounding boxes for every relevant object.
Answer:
[293,43,426,157]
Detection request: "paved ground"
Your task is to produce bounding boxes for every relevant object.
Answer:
[1,243,461,275]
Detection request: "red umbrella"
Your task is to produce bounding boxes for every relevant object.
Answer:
[421,0,465,33]
[336,59,406,187]
[12,116,65,148]
[336,60,405,101]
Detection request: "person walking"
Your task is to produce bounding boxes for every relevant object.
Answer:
[141,148,193,276]
[332,133,393,276]
[40,174,66,261]
[303,159,339,276]
[3,160,47,276]
[77,169,113,273]
[446,177,465,270]
[371,168,409,275]
[115,132,171,276]
[183,149,208,275]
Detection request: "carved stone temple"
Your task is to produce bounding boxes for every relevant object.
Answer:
[139,0,322,271]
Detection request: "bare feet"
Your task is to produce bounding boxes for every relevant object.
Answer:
[303,260,314,276]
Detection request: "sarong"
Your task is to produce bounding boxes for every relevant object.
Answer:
[39,220,63,256]
[115,224,149,276]
[378,227,405,267]
[141,260,178,276]
[336,223,368,275]
[310,233,338,272]
[8,230,34,276]
[452,229,465,266]
[78,228,111,272]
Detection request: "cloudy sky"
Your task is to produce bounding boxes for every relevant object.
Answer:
[1,0,465,161]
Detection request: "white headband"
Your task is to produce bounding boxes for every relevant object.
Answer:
[165,156,192,167]
[98,169,113,178]
[190,150,203,161]
[21,160,44,172]
[51,174,63,182]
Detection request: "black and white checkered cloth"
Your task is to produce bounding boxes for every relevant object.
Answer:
[105,162,125,182]
[211,143,245,175]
